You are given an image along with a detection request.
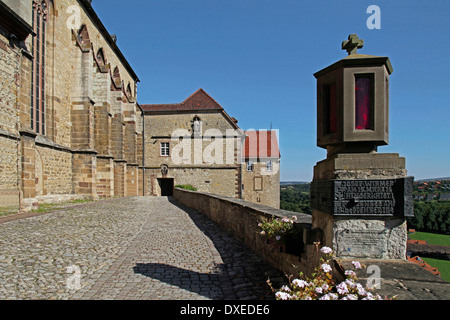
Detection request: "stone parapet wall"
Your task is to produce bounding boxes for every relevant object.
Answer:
[173,188,324,278]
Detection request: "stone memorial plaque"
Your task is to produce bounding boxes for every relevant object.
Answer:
[336,229,388,259]
[310,177,414,217]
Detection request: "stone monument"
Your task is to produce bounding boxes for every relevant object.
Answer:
[310,34,414,259]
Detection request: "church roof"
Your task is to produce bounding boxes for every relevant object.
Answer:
[140,88,223,112]
[243,130,280,159]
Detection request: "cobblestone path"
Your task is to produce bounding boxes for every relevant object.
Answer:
[0,197,284,300]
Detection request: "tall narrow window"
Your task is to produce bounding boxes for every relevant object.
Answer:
[31,0,48,135]
[247,161,254,172]
[323,82,337,134]
[355,74,374,130]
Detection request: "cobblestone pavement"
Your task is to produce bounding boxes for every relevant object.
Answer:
[0,197,285,300]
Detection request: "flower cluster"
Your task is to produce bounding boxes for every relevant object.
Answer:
[268,246,384,300]
[258,215,297,243]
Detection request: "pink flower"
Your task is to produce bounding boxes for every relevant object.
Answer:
[281,285,291,292]
[337,282,349,295]
[321,263,332,273]
[292,279,308,288]
[320,293,338,300]
[352,261,362,269]
[345,270,356,276]
[319,294,330,300]
[275,291,291,300]
[320,246,332,254]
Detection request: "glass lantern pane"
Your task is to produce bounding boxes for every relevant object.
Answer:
[355,75,373,130]
[324,83,337,134]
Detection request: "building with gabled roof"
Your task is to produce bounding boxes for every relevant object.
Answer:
[242,130,281,208]
[0,1,280,210]
[141,88,246,198]
[140,89,281,208]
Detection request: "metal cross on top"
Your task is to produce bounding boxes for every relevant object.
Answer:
[342,34,364,55]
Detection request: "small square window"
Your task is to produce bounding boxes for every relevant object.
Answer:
[247,161,254,172]
[266,161,272,172]
[160,142,170,156]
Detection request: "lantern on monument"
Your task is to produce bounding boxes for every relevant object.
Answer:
[314,34,393,157]
[310,34,414,260]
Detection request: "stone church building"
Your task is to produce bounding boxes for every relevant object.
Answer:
[0,0,280,211]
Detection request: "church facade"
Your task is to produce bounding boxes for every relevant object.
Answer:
[0,0,143,210]
[0,0,280,211]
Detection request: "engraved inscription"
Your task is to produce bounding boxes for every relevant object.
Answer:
[336,229,387,258]
[310,177,414,217]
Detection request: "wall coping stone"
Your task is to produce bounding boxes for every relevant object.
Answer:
[174,187,312,226]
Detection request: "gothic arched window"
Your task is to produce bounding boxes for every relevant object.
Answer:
[31,0,48,134]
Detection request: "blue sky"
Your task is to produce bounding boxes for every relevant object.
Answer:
[92,0,449,182]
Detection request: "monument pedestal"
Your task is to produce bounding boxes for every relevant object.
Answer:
[311,34,414,260]
[311,153,412,259]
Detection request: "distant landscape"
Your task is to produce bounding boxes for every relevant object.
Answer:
[280,178,450,234]
[280,178,450,282]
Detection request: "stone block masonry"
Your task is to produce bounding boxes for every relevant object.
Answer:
[173,189,450,300]
[0,0,142,210]
[173,187,321,278]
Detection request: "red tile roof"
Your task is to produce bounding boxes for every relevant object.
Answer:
[140,88,223,112]
[243,130,280,159]
[407,256,441,277]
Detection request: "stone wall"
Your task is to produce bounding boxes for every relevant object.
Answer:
[35,142,72,195]
[173,187,326,278]
[0,0,142,209]
[146,167,239,197]
[144,113,242,168]
[242,160,280,208]
[0,134,20,207]
[143,111,243,198]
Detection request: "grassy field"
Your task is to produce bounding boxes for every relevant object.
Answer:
[420,257,450,283]
[408,231,450,246]
[408,231,450,283]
